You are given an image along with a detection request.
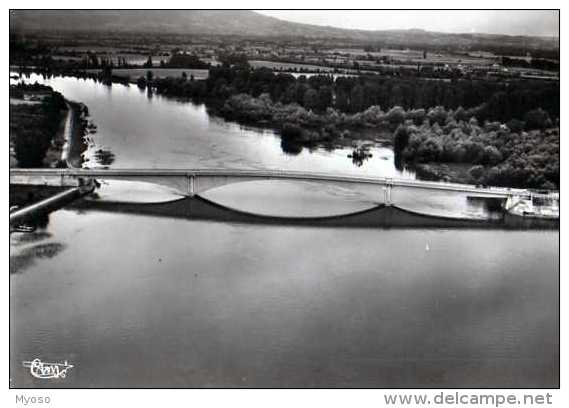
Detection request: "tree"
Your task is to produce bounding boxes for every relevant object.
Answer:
[218,52,249,68]
[506,118,524,133]
[482,145,503,165]
[136,76,147,89]
[394,124,411,152]
[468,165,485,182]
[407,108,426,125]
[167,53,209,69]
[303,88,318,111]
[14,128,46,167]
[335,89,350,112]
[417,137,443,162]
[101,64,112,80]
[350,85,365,113]
[524,108,551,130]
[385,106,406,125]
[427,106,448,126]
[316,86,333,112]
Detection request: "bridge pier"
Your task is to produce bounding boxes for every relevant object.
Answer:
[383,180,393,206]
[188,175,196,196]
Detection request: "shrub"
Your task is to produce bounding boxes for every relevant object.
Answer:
[385,106,406,125]
[427,106,448,126]
[524,108,551,130]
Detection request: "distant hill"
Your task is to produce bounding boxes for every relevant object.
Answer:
[10,10,558,52]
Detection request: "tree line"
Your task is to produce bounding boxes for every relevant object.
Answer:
[150,63,559,125]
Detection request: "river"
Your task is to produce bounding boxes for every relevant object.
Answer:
[10,72,559,387]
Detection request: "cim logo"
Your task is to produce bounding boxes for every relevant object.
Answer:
[22,359,74,380]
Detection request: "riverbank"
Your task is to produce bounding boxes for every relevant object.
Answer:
[65,101,91,168]
[43,100,77,167]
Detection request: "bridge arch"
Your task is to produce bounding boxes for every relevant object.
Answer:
[191,174,385,203]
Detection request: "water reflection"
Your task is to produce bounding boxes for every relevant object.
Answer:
[9,211,65,275]
[10,241,66,274]
[280,137,303,155]
[92,148,115,166]
[348,144,374,167]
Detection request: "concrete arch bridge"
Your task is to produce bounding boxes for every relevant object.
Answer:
[9,168,534,205]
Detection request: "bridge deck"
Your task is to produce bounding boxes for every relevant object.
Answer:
[9,168,534,198]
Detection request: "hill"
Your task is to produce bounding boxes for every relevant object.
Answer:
[10,10,558,53]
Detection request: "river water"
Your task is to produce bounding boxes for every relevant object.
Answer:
[10,72,559,387]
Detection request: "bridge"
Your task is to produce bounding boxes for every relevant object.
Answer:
[9,168,534,204]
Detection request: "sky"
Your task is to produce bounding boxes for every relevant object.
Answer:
[256,10,559,37]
